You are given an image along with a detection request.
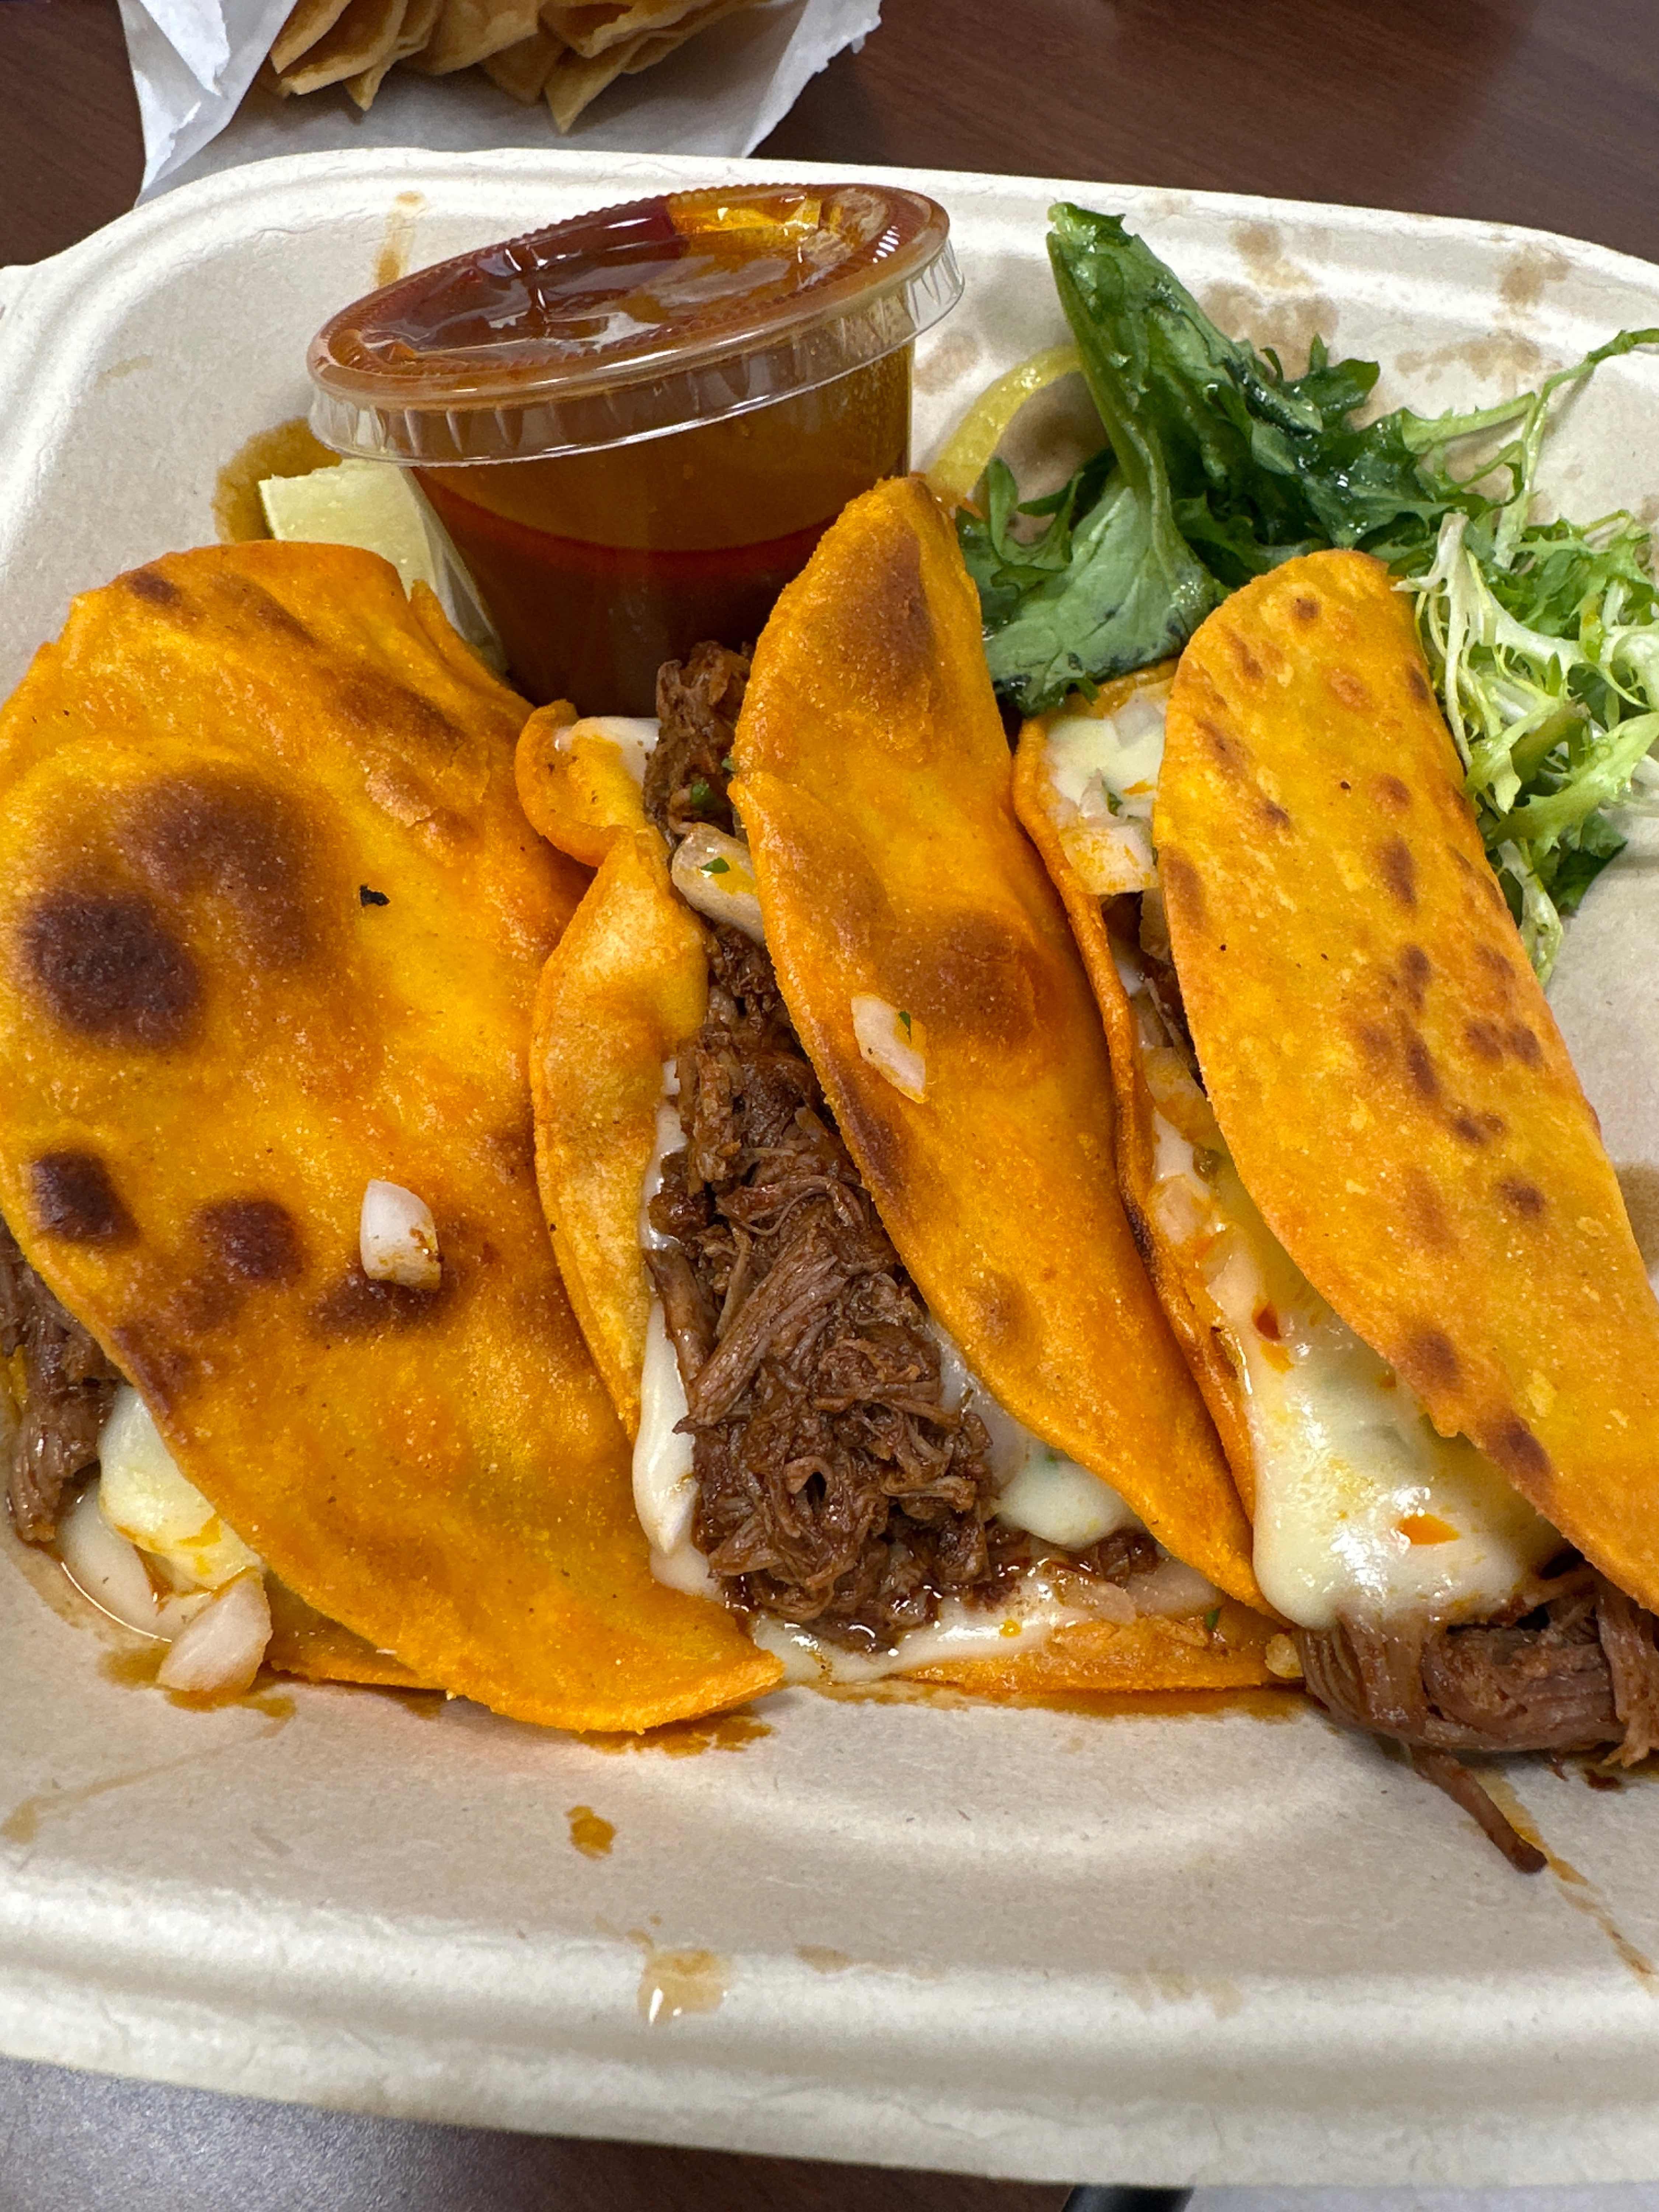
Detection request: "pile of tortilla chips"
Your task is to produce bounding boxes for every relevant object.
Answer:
[267,0,768,125]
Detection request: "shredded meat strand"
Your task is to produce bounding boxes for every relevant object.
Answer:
[1408,1748,1547,1875]
[0,1219,122,1542]
[644,642,747,842]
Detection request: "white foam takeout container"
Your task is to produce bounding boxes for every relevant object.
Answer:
[1,150,1658,2187]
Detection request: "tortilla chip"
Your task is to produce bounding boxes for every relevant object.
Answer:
[347,0,442,105]
[541,0,699,57]
[269,0,354,73]
[480,21,564,98]
[731,476,1263,1612]
[0,544,778,1731]
[542,0,756,126]
[1014,672,1262,1519]
[410,0,538,72]
[1158,549,1659,1608]
[278,0,407,94]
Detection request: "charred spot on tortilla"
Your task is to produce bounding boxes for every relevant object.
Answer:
[1405,663,1434,706]
[1374,774,1412,815]
[1326,669,1370,713]
[1378,836,1417,910]
[1226,628,1266,684]
[1159,849,1206,931]
[1450,1112,1499,1147]
[1484,1413,1554,1483]
[310,1261,450,1339]
[122,565,185,610]
[126,772,319,968]
[195,1197,306,1284]
[1403,1030,1439,1100]
[1464,1019,1506,1062]
[1398,945,1432,1009]
[23,886,201,1048]
[897,908,1046,1059]
[853,521,935,714]
[359,885,390,907]
[1198,718,1246,776]
[1292,594,1321,625]
[1497,1177,1547,1220]
[1507,1023,1544,1068]
[334,670,465,759]
[1400,1166,1453,1249]
[30,1151,135,1246]
[110,1319,195,1413]
[1399,1326,1462,1395]
[214,570,315,647]
[1259,797,1292,831]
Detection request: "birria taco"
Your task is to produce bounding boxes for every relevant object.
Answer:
[1015,547,1659,1847]
[522,473,1281,1695]
[0,540,778,1728]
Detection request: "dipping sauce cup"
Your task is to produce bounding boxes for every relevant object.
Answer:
[306,184,963,713]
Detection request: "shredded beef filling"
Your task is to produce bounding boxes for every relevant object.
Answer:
[0,1218,121,1543]
[1298,1567,1659,1763]
[646,645,1157,1646]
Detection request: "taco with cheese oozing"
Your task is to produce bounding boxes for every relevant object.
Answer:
[522,473,1282,1696]
[0,540,777,1728]
[1016,547,1659,1846]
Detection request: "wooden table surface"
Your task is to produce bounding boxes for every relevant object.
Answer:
[1,1,1656,2204]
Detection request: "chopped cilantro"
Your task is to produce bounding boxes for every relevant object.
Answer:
[721,753,737,773]
[702,857,730,876]
[1204,1607,1220,1631]
[898,1009,913,1036]
[688,776,712,807]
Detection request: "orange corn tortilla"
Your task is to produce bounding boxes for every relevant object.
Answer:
[0,545,777,1730]
[914,1603,1280,1698]
[1014,672,1262,1520]
[1158,547,1659,1608]
[732,474,1264,1614]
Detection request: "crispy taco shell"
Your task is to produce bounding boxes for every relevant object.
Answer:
[1013,669,1263,1519]
[0,544,776,1730]
[1155,548,1659,1608]
[731,474,1263,1613]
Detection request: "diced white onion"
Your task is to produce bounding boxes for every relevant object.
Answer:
[670,826,765,943]
[58,1482,161,1635]
[850,994,927,1102]
[1060,813,1158,896]
[1130,1555,1222,1618]
[156,1568,272,1696]
[360,1179,441,1288]
[98,1387,261,1590]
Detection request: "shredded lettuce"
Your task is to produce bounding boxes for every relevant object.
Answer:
[960,202,1659,978]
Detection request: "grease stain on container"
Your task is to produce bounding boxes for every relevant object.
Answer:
[1394,331,1547,393]
[1499,244,1570,314]
[1481,1773,1658,1994]
[1123,1968,1244,2018]
[796,1944,853,1974]
[374,191,426,290]
[631,1930,727,2024]
[567,1804,615,1858]
[582,1710,772,1757]
[3,1707,290,1845]
[98,1647,296,1721]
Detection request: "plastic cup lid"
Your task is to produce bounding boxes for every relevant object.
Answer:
[307,182,963,466]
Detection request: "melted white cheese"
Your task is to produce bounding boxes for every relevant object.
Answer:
[1039,706,1563,1633]
[554,714,660,784]
[1041,682,1172,895]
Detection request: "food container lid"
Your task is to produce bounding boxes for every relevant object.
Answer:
[307,182,963,466]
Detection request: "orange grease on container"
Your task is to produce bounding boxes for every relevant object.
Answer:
[567,1804,616,1857]
[632,1931,727,2024]
[582,1710,773,1756]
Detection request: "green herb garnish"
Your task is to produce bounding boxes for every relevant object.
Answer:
[961,203,1659,978]
[688,776,712,808]
[898,1009,913,1036]
[702,857,730,876]
[1204,1607,1221,1632]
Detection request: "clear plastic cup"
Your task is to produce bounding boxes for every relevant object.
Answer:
[307,183,963,713]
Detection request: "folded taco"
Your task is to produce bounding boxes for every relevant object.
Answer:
[0,540,777,1728]
[1016,547,1659,1832]
[522,473,1280,1696]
